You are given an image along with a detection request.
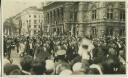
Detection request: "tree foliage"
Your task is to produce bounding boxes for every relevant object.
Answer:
[3,17,16,30]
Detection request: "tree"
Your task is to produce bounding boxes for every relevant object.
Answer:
[3,17,17,36]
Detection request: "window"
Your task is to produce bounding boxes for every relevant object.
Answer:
[73,27,76,36]
[34,20,37,24]
[107,28,113,36]
[70,13,73,21]
[101,30,105,36]
[29,15,31,17]
[120,28,125,36]
[29,25,31,28]
[34,25,36,28]
[34,15,36,18]
[34,30,36,34]
[26,20,28,23]
[92,27,96,35]
[19,20,22,26]
[107,9,113,19]
[74,12,77,22]
[92,10,97,20]
[29,20,31,23]
[119,2,125,8]
[120,10,125,20]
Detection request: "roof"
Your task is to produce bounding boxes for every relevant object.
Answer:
[12,6,43,19]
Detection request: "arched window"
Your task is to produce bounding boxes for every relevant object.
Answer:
[107,28,113,36]
[92,10,97,20]
[107,5,113,19]
[120,10,125,21]
[74,12,77,22]
[34,20,37,24]
[107,9,113,19]
[92,27,96,35]
[70,12,73,22]
[120,28,125,36]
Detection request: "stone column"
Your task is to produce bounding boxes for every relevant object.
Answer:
[53,10,55,24]
[78,2,86,37]
[58,8,62,24]
[63,2,73,34]
[48,12,51,24]
[47,13,49,24]
[57,9,60,24]
[61,7,64,23]
[49,12,52,24]
[51,11,54,24]
[55,10,57,25]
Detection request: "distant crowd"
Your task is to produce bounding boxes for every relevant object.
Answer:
[3,35,126,75]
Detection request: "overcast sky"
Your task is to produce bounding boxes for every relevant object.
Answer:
[2,0,45,21]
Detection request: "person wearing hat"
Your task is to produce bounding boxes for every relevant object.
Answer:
[45,59,55,75]
[24,37,30,55]
[4,57,11,66]
[78,38,94,60]
[92,45,108,64]
[31,60,46,75]
[72,62,83,72]
[54,46,67,62]
[55,62,71,75]
[59,69,72,75]
[66,43,76,62]
[20,55,33,75]
[89,64,103,74]
[4,64,21,75]
[34,45,50,63]
[14,37,20,53]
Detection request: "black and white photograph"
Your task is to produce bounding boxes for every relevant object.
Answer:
[2,0,126,75]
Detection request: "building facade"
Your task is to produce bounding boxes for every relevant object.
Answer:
[43,2,125,38]
[13,7,44,37]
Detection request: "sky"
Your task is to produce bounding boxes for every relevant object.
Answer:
[2,0,45,21]
[2,0,84,21]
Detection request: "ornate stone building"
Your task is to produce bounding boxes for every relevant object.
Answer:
[84,2,125,38]
[43,2,125,38]
[13,7,44,36]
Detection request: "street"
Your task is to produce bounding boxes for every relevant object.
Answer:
[10,47,21,68]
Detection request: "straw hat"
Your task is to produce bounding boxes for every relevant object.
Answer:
[45,60,55,71]
[55,50,66,56]
[72,62,82,72]
[59,69,72,75]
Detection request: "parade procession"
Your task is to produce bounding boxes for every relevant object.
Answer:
[3,2,126,75]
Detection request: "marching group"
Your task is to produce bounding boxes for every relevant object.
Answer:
[3,35,126,75]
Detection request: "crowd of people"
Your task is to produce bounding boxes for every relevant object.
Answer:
[3,35,126,75]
